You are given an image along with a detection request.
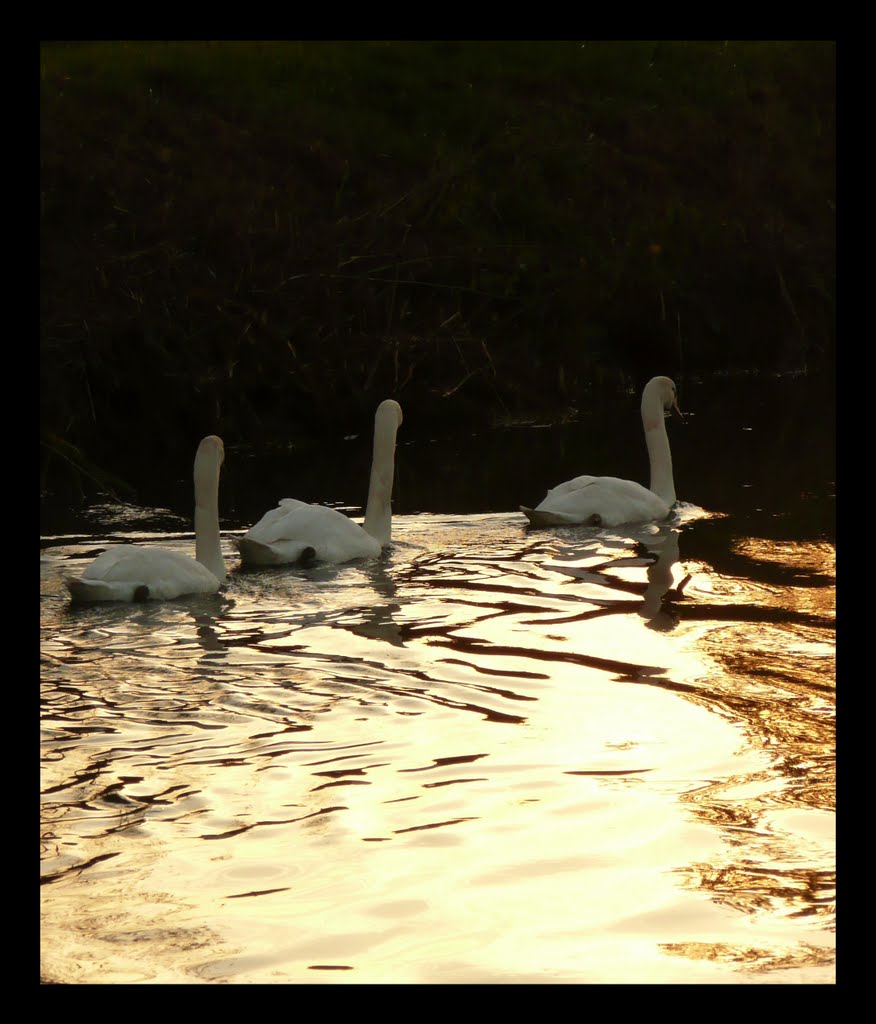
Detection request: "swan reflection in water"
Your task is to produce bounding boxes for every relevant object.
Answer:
[541,523,691,631]
[637,528,691,630]
[224,546,407,652]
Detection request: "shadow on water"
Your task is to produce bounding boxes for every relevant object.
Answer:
[40,375,834,984]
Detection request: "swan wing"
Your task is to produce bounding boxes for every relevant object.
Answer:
[519,505,587,526]
[542,475,601,501]
[241,498,309,536]
[238,501,380,565]
[66,544,221,602]
[530,476,671,527]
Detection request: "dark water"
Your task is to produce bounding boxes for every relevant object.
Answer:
[40,373,835,984]
[41,373,835,540]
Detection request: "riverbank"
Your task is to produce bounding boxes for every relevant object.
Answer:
[40,41,835,500]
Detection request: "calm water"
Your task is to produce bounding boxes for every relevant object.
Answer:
[40,375,835,984]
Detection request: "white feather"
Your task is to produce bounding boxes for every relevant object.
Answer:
[237,399,403,567]
[521,376,681,528]
[65,435,226,602]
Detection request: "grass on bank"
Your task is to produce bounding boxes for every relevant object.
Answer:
[40,40,835,497]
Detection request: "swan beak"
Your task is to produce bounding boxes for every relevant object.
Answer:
[667,399,684,423]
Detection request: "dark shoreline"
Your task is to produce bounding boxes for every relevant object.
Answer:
[41,41,835,497]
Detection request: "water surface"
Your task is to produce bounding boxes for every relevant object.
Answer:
[40,374,835,984]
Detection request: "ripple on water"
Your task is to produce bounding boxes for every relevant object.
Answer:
[40,513,835,983]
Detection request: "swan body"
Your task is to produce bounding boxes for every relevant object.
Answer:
[236,399,403,567]
[521,376,681,528]
[65,435,226,602]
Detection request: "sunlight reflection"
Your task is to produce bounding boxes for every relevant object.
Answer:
[41,511,835,983]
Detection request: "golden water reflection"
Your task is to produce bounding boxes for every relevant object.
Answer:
[40,514,835,983]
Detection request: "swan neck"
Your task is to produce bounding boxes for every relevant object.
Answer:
[194,457,225,580]
[363,413,399,546]
[642,401,676,506]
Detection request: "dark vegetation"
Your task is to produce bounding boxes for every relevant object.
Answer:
[40,40,835,500]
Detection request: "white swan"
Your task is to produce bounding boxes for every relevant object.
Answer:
[65,435,226,602]
[520,376,681,528]
[236,398,403,567]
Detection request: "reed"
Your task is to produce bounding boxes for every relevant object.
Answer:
[40,40,835,498]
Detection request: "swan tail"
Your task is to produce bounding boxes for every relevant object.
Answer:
[519,506,582,527]
[298,546,318,569]
[236,537,277,566]
[64,576,146,603]
[236,536,307,567]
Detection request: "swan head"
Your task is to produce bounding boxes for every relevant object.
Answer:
[643,377,682,423]
[193,435,226,581]
[193,435,224,501]
[375,399,403,430]
[195,434,225,474]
